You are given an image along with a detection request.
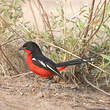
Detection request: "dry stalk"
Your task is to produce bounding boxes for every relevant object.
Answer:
[63,0,66,43]
[36,0,54,41]
[0,16,25,42]
[104,14,110,23]
[0,16,25,75]
[0,63,7,76]
[79,0,95,56]
[33,0,46,30]
[11,71,32,79]
[82,0,95,39]
[82,64,110,96]
[0,46,20,75]
[1,37,24,47]
[28,0,39,34]
[92,0,104,23]
[80,0,107,56]
[83,73,110,96]
[86,0,106,45]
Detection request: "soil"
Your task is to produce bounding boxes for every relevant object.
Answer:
[0,74,110,110]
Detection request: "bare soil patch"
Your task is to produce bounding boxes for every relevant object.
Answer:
[0,75,109,110]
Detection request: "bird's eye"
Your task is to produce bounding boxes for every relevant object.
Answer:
[23,45,26,48]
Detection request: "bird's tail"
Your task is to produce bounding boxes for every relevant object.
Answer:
[56,58,93,67]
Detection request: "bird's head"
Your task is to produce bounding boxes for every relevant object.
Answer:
[19,41,42,54]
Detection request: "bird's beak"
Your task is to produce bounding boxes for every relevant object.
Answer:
[19,46,24,51]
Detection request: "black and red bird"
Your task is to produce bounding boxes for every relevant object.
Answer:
[19,41,91,90]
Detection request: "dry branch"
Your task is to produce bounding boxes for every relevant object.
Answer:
[36,0,54,41]
[1,37,24,47]
[80,0,106,56]
[0,16,25,42]
[29,0,39,34]
[0,46,20,75]
[86,0,106,45]
[82,0,95,39]
[83,73,110,96]
[79,0,95,56]
[33,0,46,30]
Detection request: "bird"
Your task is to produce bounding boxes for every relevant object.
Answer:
[19,41,91,93]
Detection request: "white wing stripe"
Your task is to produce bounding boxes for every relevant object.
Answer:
[46,64,59,74]
[38,60,46,67]
[32,58,46,67]
[32,58,36,61]
[32,58,59,74]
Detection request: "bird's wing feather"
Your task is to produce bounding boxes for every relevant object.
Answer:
[32,57,63,79]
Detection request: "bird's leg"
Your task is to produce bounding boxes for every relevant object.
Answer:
[42,79,52,92]
[36,77,53,98]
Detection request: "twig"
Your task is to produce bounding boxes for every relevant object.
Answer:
[63,0,66,43]
[92,0,104,22]
[1,37,24,47]
[0,46,20,75]
[80,0,95,56]
[33,0,46,30]
[11,71,32,79]
[80,0,106,56]
[28,0,39,34]
[0,15,25,41]
[103,14,110,23]
[86,0,106,45]
[83,73,110,96]
[82,0,95,39]
[0,16,25,46]
[36,0,54,41]
[0,63,6,76]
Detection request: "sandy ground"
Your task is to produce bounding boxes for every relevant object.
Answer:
[0,75,110,110]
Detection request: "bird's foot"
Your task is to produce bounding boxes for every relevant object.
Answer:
[36,80,52,98]
[36,90,49,98]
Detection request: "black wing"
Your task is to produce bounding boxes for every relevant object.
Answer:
[32,56,64,79]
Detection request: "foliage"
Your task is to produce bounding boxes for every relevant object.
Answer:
[0,0,36,40]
